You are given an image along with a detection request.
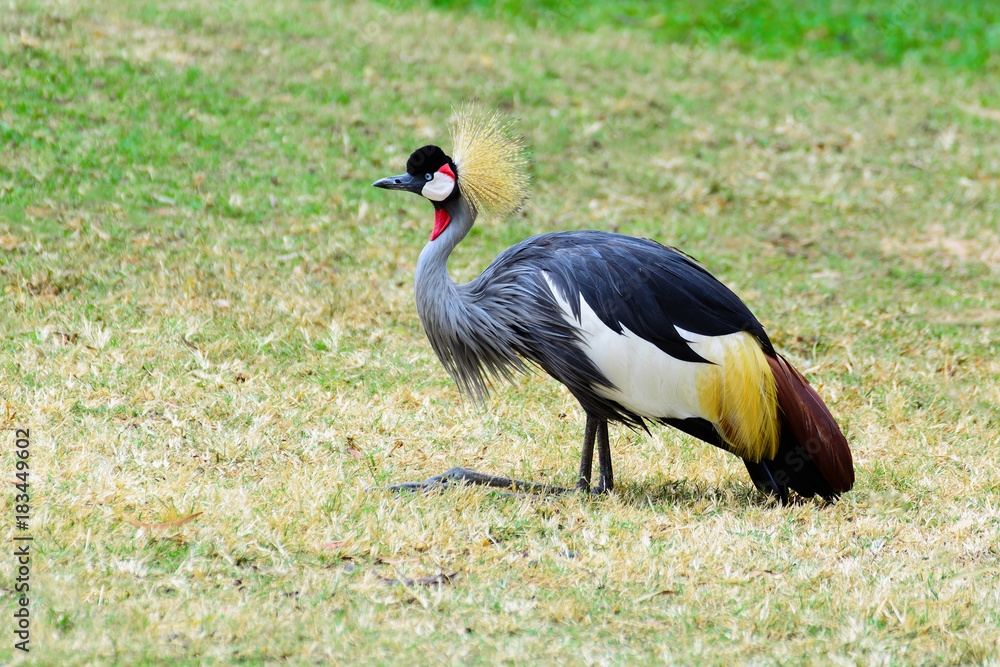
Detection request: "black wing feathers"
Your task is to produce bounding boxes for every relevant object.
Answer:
[492,231,770,365]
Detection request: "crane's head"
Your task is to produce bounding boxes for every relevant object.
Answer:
[372,106,530,241]
[372,145,459,204]
[372,145,458,241]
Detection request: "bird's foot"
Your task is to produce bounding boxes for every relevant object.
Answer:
[388,467,572,495]
[574,477,614,496]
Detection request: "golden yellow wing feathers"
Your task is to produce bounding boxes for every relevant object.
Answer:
[696,332,779,462]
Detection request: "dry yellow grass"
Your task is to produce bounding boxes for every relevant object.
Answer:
[2,0,999,664]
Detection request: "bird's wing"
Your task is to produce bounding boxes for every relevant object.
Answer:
[509,232,773,363]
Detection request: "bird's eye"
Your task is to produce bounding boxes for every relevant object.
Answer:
[425,173,433,181]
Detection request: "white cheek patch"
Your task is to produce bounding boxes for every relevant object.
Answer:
[421,170,456,202]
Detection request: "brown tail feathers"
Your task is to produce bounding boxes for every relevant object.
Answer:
[754,354,854,500]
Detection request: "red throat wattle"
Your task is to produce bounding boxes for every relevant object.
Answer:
[430,208,451,241]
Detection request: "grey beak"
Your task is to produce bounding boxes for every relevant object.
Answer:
[372,172,425,194]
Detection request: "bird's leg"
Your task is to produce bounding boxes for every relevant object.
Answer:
[388,467,572,495]
[388,415,612,497]
[576,415,599,492]
[594,418,614,494]
[577,416,613,494]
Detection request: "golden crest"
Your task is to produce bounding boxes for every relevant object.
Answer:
[451,105,530,217]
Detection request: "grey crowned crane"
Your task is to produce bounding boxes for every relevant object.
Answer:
[372,109,854,503]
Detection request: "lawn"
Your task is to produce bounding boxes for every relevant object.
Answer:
[2,0,999,663]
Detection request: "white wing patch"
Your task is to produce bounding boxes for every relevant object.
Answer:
[544,274,711,421]
[673,326,732,365]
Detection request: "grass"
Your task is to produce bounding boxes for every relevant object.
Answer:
[2,0,1000,663]
[384,0,1000,70]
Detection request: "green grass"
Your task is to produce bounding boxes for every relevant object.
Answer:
[384,0,1000,70]
[3,0,1000,663]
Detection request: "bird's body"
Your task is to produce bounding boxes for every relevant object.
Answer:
[421,228,776,447]
[375,108,854,502]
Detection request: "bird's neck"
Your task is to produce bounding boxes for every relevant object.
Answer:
[413,193,490,396]
[412,193,523,401]
[414,194,475,296]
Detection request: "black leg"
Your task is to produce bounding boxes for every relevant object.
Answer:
[594,419,614,494]
[576,415,599,492]
[388,415,613,497]
[388,467,572,495]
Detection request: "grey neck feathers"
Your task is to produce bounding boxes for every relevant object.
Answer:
[414,194,475,298]
[413,193,527,400]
